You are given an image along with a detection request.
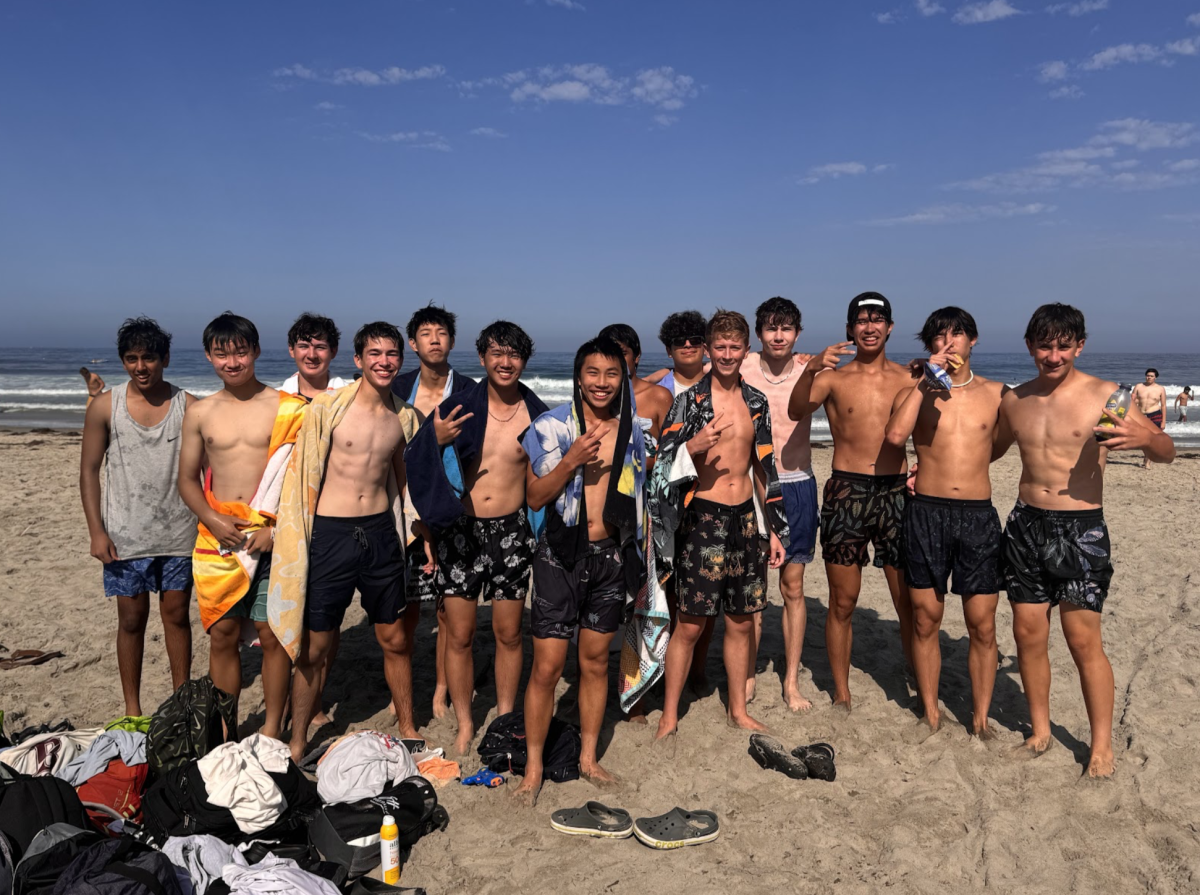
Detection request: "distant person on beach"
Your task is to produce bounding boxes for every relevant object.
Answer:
[392,303,476,721]
[79,367,106,407]
[281,313,350,401]
[79,317,196,718]
[1132,368,1167,469]
[739,297,818,713]
[405,321,548,756]
[885,307,1007,738]
[274,322,422,762]
[653,310,788,745]
[788,292,916,712]
[515,336,648,806]
[994,303,1175,777]
[1176,386,1192,422]
[178,313,306,737]
[645,310,709,396]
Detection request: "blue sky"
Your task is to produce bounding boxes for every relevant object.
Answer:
[1,0,1197,353]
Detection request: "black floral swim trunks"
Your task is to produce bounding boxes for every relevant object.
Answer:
[1001,501,1113,612]
[820,470,907,569]
[675,497,767,617]
[435,508,536,605]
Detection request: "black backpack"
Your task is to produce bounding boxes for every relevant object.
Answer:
[477,711,582,783]
[146,677,238,777]
[51,837,183,895]
[13,823,105,895]
[308,777,447,880]
[0,768,92,862]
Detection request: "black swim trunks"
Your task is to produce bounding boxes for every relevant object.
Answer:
[306,512,406,632]
[820,470,907,568]
[435,507,536,605]
[676,497,767,618]
[530,536,625,640]
[1001,501,1113,612]
[904,494,1001,596]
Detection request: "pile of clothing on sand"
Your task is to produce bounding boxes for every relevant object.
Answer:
[0,677,448,895]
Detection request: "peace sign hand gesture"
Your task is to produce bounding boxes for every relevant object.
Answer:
[433,405,475,446]
[687,410,731,456]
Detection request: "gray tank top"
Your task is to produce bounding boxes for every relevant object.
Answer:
[103,382,196,559]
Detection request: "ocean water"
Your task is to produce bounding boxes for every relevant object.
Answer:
[2,348,1198,445]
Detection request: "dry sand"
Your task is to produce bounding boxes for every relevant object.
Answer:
[2,428,1199,894]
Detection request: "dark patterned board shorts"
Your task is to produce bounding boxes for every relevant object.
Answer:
[435,508,536,606]
[820,471,907,569]
[1001,501,1113,612]
[904,494,1002,597]
[676,497,767,618]
[406,536,439,604]
[530,536,625,640]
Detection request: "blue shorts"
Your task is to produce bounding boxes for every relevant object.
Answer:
[103,555,193,598]
[781,477,819,565]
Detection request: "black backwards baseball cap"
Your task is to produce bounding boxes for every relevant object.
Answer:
[847,291,892,324]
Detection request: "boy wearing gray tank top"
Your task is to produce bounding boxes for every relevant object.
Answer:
[80,317,197,718]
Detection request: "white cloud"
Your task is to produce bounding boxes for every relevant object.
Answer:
[1167,36,1200,56]
[1039,60,1069,82]
[866,202,1055,226]
[653,114,679,127]
[916,0,945,15]
[876,11,900,23]
[543,0,585,9]
[274,63,445,86]
[1045,0,1107,16]
[1049,84,1085,99]
[469,127,507,138]
[800,161,893,184]
[356,130,451,151]
[498,63,698,119]
[1188,13,1200,27]
[313,101,342,112]
[952,1,1023,25]
[1080,43,1162,70]
[944,119,1200,193]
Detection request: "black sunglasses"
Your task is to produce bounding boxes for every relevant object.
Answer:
[669,335,704,349]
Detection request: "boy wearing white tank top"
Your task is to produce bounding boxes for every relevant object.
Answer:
[80,317,198,718]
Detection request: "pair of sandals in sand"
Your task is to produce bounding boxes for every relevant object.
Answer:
[748,734,837,782]
[550,802,720,849]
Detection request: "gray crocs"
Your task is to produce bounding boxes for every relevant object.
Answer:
[632,807,720,849]
[550,802,634,838]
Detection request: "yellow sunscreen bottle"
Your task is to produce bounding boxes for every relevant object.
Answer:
[380,813,400,884]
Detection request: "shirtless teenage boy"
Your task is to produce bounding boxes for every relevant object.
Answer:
[80,317,195,717]
[1176,386,1192,422]
[1132,368,1167,469]
[654,311,788,743]
[885,307,1006,736]
[788,292,915,712]
[285,323,422,761]
[179,314,304,737]
[740,297,819,713]
[406,321,548,755]
[281,313,350,401]
[515,337,648,806]
[392,303,476,719]
[994,303,1174,777]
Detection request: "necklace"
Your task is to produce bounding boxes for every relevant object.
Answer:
[950,371,975,389]
[488,402,522,423]
[759,358,795,385]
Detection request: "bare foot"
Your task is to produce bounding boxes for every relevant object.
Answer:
[653,723,678,758]
[727,713,769,733]
[581,761,619,788]
[431,688,449,721]
[511,774,542,808]
[971,722,998,742]
[1012,734,1052,760]
[310,709,332,731]
[626,700,649,725]
[831,696,852,716]
[745,678,757,706]
[1086,751,1115,778]
[903,717,940,745]
[783,687,813,713]
[388,700,397,718]
[453,726,475,758]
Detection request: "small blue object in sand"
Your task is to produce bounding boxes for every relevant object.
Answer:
[462,768,505,787]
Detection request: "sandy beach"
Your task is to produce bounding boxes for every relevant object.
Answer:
[2,426,1199,894]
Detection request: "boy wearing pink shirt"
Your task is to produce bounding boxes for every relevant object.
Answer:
[740,297,817,712]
